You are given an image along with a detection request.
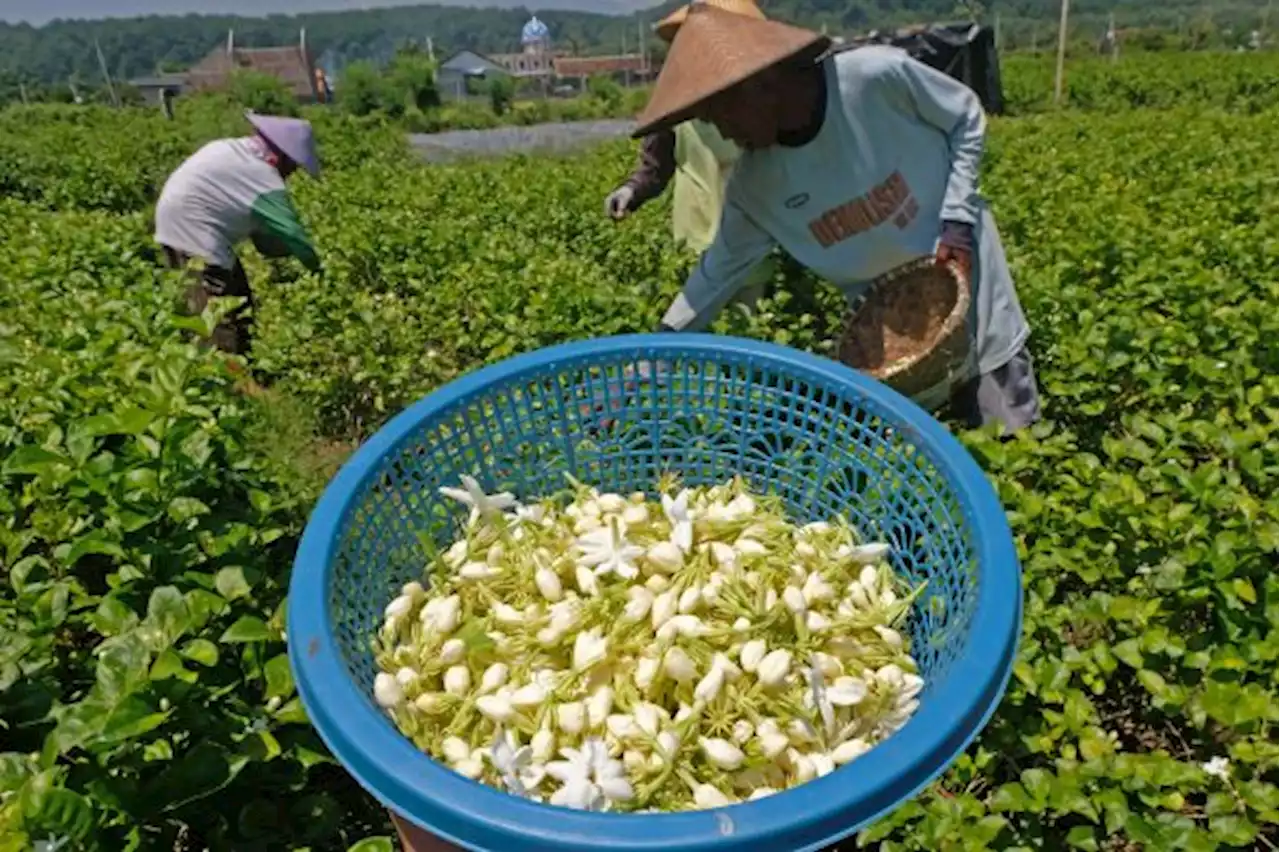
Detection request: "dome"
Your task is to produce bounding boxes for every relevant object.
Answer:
[521,15,551,45]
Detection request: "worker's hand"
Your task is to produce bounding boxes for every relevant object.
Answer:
[935,243,971,282]
[936,221,974,282]
[605,186,635,221]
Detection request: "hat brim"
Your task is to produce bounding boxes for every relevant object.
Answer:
[245,110,321,177]
[633,8,831,139]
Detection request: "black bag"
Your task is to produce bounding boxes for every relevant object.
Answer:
[846,23,1005,115]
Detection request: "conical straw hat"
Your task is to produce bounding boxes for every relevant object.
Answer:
[654,0,766,43]
[633,5,831,139]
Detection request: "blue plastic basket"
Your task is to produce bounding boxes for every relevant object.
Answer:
[288,334,1021,852]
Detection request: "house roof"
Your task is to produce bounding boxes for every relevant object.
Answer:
[439,50,510,77]
[552,55,649,76]
[129,73,188,89]
[187,44,317,99]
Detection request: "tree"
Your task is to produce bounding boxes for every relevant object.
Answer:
[586,74,622,109]
[387,45,440,112]
[338,60,392,117]
[488,74,515,116]
[228,69,297,116]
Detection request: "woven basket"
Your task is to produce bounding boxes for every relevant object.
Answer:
[837,256,972,400]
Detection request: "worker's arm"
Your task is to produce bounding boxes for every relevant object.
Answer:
[249,189,321,272]
[660,196,776,331]
[876,50,985,229]
[622,129,677,211]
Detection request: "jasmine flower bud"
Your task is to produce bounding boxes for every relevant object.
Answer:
[443,665,470,696]
[534,566,563,602]
[439,638,466,664]
[374,672,403,708]
[663,647,697,682]
[739,639,767,673]
[756,650,792,687]
[699,737,746,770]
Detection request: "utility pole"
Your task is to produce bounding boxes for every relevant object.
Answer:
[1053,0,1070,106]
[18,81,29,105]
[994,13,1001,52]
[94,38,121,107]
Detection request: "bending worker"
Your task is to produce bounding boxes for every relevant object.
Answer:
[634,6,1041,433]
[604,0,776,314]
[154,110,321,355]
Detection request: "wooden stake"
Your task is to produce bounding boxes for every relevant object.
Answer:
[1053,0,1070,106]
[94,38,120,107]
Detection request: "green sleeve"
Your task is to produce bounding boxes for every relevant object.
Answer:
[250,189,321,272]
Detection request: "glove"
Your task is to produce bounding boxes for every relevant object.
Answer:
[605,186,635,220]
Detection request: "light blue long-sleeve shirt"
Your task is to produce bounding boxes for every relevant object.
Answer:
[661,45,1030,379]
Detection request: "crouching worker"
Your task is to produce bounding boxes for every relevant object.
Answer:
[154,110,322,356]
[636,5,1042,434]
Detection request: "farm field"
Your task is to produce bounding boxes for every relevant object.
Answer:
[0,52,1276,852]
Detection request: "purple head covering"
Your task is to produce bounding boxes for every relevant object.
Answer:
[245,111,320,177]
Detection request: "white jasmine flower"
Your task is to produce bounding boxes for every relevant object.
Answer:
[645,541,684,573]
[859,565,880,591]
[634,655,660,690]
[699,737,745,770]
[374,672,403,708]
[651,590,678,629]
[663,647,697,682]
[586,686,614,729]
[691,783,733,809]
[531,728,556,762]
[577,518,645,580]
[622,504,649,526]
[662,491,694,552]
[572,629,608,671]
[459,561,499,581]
[479,663,509,694]
[694,665,725,704]
[384,595,414,622]
[575,564,600,596]
[874,625,904,649]
[827,676,869,707]
[420,595,461,635]
[557,702,586,735]
[621,586,654,623]
[439,638,466,664]
[783,586,807,614]
[677,585,703,614]
[476,694,515,723]
[490,729,544,795]
[443,665,470,697]
[547,739,633,810]
[492,602,523,625]
[534,566,563,602]
[739,640,768,673]
[510,683,548,708]
[439,475,517,522]
[849,543,891,564]
[832,738,871,764]
[757,650,792,687]
[657,614,708,642]
[442,737,471,765]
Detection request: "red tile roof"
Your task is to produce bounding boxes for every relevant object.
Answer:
[552,55,650,77]
[187,45,317,100]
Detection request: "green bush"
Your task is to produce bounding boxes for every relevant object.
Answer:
[227,69,297,117]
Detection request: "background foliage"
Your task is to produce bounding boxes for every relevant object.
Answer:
[0,51,1276,851]
[0,0,1273,95]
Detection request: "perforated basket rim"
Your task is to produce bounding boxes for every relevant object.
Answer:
[287,333,1022,852]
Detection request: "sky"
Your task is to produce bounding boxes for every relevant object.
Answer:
[0,0,653,25]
